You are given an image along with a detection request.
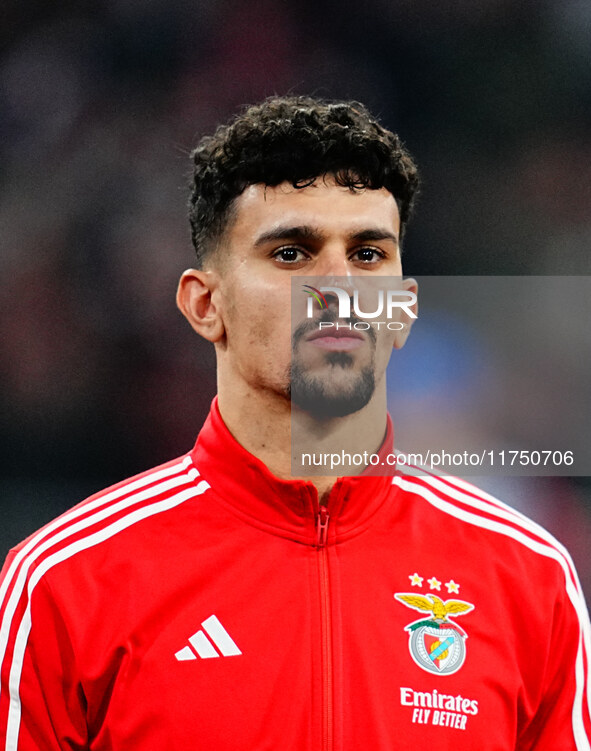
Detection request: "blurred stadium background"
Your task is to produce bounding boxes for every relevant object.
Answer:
[1,1,590,600]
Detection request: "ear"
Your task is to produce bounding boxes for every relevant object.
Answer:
[393,277,418,350]
[176,268,225,343]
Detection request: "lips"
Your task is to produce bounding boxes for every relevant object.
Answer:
[306,327,365,342]
[304,326,366,351]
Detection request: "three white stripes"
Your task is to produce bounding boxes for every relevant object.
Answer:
[0,457,209,751]
[393,469,591,751]
[175,615,242,660]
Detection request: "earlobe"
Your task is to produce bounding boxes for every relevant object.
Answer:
[393,277,418,350]
[176,269,225,343]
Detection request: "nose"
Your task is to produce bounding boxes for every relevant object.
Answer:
[313,247,356,300]
[314,245,352,280]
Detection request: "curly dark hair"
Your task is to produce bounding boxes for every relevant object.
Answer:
[188,95,420,267]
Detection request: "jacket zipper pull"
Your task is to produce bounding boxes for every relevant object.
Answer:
[316,506,330,547]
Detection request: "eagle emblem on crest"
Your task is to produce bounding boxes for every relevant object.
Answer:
[394,593,475,676]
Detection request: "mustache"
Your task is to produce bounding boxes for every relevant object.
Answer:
[292,309,377,347]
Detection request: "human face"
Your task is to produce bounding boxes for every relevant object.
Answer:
[215,176,407,412]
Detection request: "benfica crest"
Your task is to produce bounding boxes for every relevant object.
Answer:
[394,593,474,676]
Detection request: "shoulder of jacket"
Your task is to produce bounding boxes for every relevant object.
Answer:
[392,463,580,586]
[2,452,209,594]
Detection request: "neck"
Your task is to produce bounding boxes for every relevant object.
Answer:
[216,372,388,498]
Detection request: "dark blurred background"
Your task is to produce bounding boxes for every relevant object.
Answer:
[1,0,590,598]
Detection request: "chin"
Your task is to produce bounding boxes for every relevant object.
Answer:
[289,362,375,419]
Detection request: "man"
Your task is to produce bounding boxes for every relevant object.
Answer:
[1,96,589,749]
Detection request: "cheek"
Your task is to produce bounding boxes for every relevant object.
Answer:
[225,291,292,366]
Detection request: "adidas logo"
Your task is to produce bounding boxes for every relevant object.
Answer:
[175,615,242,661]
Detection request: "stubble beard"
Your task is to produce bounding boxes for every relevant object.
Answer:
[288,350,376,418]
[286,310,378,418]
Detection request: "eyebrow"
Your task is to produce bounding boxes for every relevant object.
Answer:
[254,225,323,246]
[254,225,398,247]
[350,229,399,245]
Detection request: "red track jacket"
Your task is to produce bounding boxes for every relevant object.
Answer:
[1,399,590,749]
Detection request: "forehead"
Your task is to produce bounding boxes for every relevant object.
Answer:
[228,178,400,243]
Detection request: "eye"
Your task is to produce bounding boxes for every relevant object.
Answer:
[272,246,308,264]
[351,247,386,264]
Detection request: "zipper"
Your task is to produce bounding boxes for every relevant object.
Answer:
[316,505,333,751]
[316,505,330,547]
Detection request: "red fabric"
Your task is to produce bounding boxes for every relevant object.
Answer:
[1,400,589,750]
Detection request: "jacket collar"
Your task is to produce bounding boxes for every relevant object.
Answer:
[190,398,399,545]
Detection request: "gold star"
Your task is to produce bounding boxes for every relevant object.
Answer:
[409,572,424,587]
[445,579,460,594]
[427,577,441,591]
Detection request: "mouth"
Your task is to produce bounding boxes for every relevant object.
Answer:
[304,325,366,351]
